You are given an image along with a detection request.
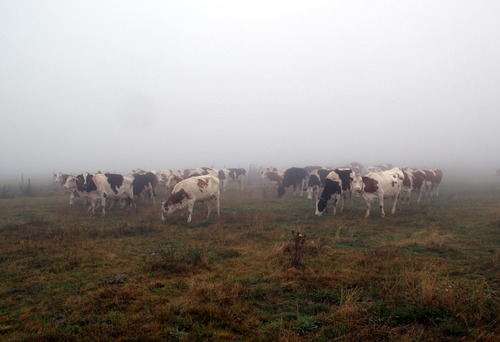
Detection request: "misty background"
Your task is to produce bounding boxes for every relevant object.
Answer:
[1,1,499,181]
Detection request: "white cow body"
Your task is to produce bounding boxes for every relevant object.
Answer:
[161,175,220,223]
[352,168,404,217]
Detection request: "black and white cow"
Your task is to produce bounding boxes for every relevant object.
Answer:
[82,172,135,216]
[277,167,308,198]
[132,172,158,205]
[307,169,333,200]
[315,171,343,216]
[219,168,246,191]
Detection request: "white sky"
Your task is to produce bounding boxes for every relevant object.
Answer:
[1,1,499,176]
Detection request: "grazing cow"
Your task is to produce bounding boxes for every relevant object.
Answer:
[277,167,307,198]
[161,175,220,223]
[219,168,246,191]
[82,173,135,216]
[352,168,404,217]
[261,167,285,185]
[315,171,343,216]
[307,169,333,200]
[422,169,443,197]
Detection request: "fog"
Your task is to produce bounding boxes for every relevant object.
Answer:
[1,1,499,180]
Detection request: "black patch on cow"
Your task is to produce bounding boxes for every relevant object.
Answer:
[200,167,212,175]
[308,174,321,187]
[83,174,97,192]
[76,175,86,191]
[105,174,124,194]
[317,169,333,185]
[227,168,245,180]
[316,178,342,212]
[334,169,353,192]
[278,167,307,198]
[132,172,157,197]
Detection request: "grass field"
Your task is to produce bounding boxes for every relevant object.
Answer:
[0,180,499,341]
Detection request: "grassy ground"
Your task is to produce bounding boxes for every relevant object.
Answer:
[0,181,499,341]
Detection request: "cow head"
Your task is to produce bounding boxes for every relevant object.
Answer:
[351,174,364,195]
[161,189,191,221]
[315,197,327,216]
[63,175,76,190]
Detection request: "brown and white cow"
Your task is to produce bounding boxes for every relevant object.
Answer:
[352,168,404,217]
[261,167,285,185]
[422,169,443,197]
[161,175,220,223]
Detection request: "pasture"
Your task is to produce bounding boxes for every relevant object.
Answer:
[0,179,499,341]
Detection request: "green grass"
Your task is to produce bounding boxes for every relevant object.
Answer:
[0,182,499,341]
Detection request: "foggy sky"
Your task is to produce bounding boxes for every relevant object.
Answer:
[1,1,499,177]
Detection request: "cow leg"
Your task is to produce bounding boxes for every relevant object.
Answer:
[379,194,386,218]
[390,194,399,215]
[307,187,313,200]
[435,184,440,196]
[339,193,346,213]
[332,196,338,215]
[215,195,220,216]
[206,201,211,218]
[187,201,195,223]
[300,180,304,197]
[417,189,422,203]
[365,199,372,218]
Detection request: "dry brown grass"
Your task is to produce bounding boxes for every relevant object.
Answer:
[0,183,499,341]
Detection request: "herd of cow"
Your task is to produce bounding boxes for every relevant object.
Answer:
[53,163,443,223]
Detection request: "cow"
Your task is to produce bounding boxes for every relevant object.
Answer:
[261,167,285,185]
[400,168,426,204]
[132,172,158,205]
[219,168,246,191]
[184,167,218,178]
[399,169,414,205]
[161,175,220,223]
[307,169,333,200]
[352,168,404,218]
[82,172,135,216]
[334,168,355,211]
[422,169,443,197]
[315,171,343,216]
[165,173,185,191]
[366,163,394,173]
[277,167,308,198]
[53,172,71,187]
[63,174,85,205]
